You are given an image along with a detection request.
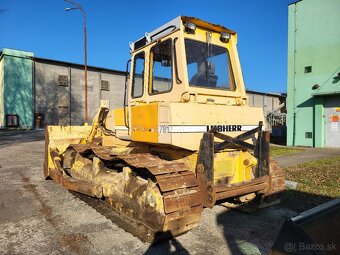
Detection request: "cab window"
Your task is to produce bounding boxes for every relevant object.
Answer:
[131,52,145,98]
[150,40,172,94]
[185,39,235,91]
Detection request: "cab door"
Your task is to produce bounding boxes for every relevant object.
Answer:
[127,32,186,143]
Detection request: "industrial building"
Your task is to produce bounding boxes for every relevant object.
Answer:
[0,48,125,128]
[0,48,286,132]
[287,0,340,147]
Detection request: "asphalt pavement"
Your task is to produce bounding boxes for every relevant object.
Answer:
[2,130,337,255]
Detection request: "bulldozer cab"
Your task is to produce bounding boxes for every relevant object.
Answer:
[127,16,246,109]
[117,16,263,151]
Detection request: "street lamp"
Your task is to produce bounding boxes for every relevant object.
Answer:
[64,0,88,124]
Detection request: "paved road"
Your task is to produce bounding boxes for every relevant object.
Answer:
[273,146,340,169]
[0,130,301,255]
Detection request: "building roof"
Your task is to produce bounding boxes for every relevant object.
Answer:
[288,0,303,6]
[312,91,340,96]
[1,47,126,75]
[246,89,287,98]
[32,57,126,75]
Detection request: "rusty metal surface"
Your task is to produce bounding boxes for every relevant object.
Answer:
[216,182,268,200]
[69,144,128,161]
[254,129,270,178]
[49,144,204,241]
[163,189,202,214]
[214,159,285,203]
[196,132,216,208]
[262,159,286,199]
[215,176,268,193]
[147,162,188,175]
[165,205,202,221]
[155,172,198,192]
[71,143,95,153]
[116,152,203,233]
[91,147,116,160]
[164,212,202,231]
[50,170,103,198]
[49,150,103,198]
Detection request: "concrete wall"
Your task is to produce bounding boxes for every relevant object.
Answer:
[0,55,4,128]
[1,49,34,129]
[100,71,125,109]
[34,59,125,126]
[34,61,70,125]
[287,0,340,147]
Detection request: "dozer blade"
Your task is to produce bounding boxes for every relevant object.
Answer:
[271,198,340,255]
[44,125,92,179]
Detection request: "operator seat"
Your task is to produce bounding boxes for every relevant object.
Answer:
[190,61,218,87]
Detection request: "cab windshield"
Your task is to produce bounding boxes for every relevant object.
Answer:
[185,39,235,91]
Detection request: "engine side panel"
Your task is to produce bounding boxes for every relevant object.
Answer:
[126,102,265,151]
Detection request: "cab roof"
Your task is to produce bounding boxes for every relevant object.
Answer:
[130,16,236,52]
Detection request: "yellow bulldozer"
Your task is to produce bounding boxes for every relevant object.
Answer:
[44,16,285,242]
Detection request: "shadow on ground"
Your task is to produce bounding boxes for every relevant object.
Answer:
[0,129,44,147]
[216,205,292,254]
[143,238,189,255]
[72,186,338,254]
[71,192,190,254]
[216,190,338,254]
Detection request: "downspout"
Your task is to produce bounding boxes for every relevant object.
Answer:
[312,97,316,147]
[292,3,297,146]
[32,59,36,129]
[69,66,72,126]
[99,70,102,106]
[0,52,4,128]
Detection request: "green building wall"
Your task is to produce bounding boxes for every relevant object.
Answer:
[287,0,340,147]
[0,57,4,128]
[0,49,34,129]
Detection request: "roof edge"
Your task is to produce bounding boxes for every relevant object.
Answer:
[32,56,126,75]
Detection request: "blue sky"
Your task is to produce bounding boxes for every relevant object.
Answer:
[0,0,296,93]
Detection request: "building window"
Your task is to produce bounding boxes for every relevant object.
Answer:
[101,80,109,91]
[304,66,312,73]
[6,114,19,127]
[305,132,313,139]
[58,75,69,86]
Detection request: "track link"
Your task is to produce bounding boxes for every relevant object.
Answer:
[63,145,203,242]
[118,153,203,237]
[259,159,286,206]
